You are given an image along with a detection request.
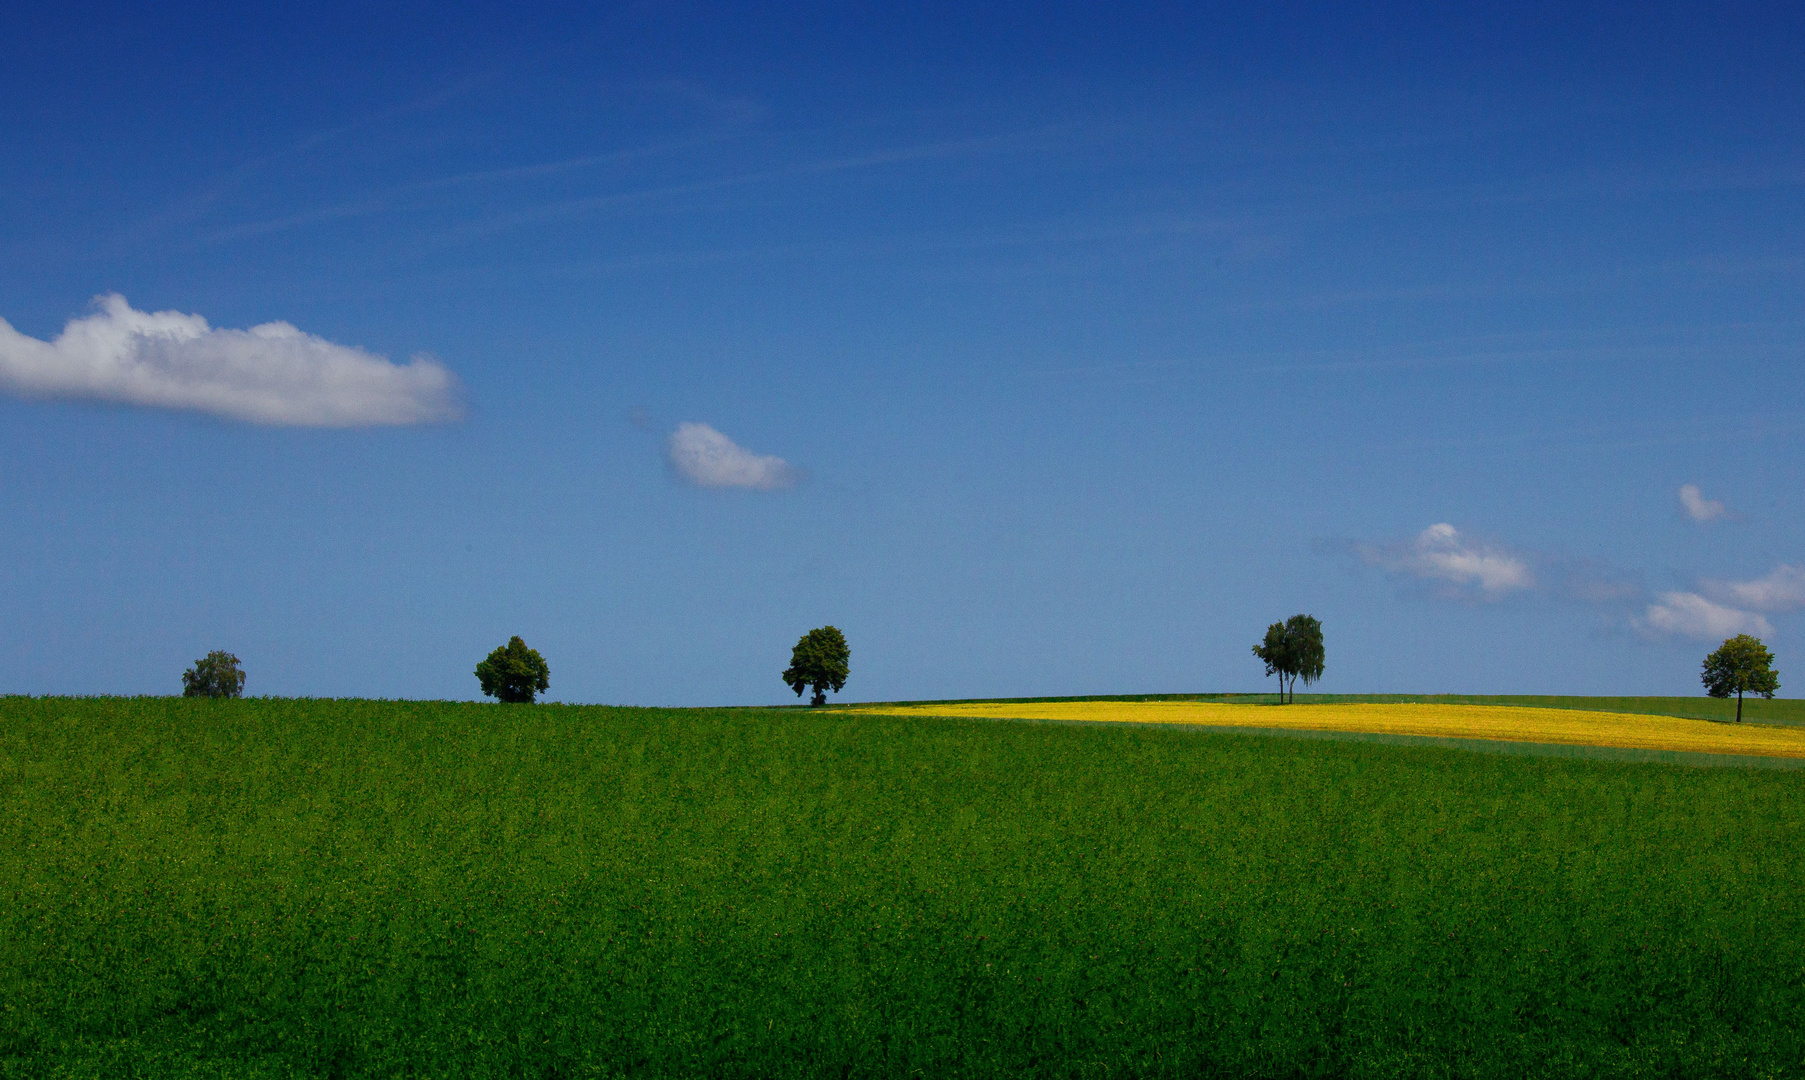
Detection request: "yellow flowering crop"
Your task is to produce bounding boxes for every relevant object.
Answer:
[844,700,1805,758]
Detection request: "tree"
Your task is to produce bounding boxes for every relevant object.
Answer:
[1251,615,1325,704]
[476,636,550,703]
[1252,621,1293,703]
[1286,614,1325,701]
[783,626,849,706]
[1701,634,1779,723]
[182,650,245,698]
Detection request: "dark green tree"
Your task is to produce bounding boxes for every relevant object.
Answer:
[1252,621,1294,703]
[182,650,245,698]
[1286,614,1326,701]
[783,625,850,706]
[476,636,550,703]
[1252,615,1325,703]
[1701,634,1779,723]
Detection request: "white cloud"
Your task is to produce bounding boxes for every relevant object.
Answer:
[0,294,461,426]
[1678,483,1726,522]
[667,422,798,490]
[1642,591,1773,640]
[1707,564,1805,613]
[1360,523,1535,599]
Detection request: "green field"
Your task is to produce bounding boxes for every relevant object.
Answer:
[4,696,1805,1078]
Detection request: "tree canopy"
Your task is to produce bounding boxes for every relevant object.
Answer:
[1287,614,1325,695]
[1701,634,1779,723]
[783,626,850,706]
[1252,615,1324,704]
[476,636,550,704]
[182,650,245,698]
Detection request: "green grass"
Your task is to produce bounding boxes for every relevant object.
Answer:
[4,695,1805,1078]
[835,692,1805,726]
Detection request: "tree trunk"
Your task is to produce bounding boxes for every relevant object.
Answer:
[1737,687,1744,723]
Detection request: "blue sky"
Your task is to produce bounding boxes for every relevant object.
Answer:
[2,2,1802,703]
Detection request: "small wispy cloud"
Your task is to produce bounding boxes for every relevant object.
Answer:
[1640,591,1773,641]
[0,295,461,426]
[1705,564,1805,613]
[667,422,799,490]
[1678,483,1727,522]
[1356,523,1535,600]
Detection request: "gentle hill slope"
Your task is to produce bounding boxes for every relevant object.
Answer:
[4,696,1804,1077]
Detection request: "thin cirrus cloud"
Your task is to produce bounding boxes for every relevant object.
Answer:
[0,294,462,427]
[1678,483,1727,522]
[1355,523,1535,599]
[666,422,799,490]
[1641,592,1774,641]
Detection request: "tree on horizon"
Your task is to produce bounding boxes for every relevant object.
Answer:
[1252,615,1324,703]
[182,650,245,698]
[1253,622,1292,702]
[476,636,550,704]
[783,626,850,706]
[1702,634,1779,723]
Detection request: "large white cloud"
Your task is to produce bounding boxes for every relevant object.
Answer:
[666,422,798,490]
[1707,564,1805,613]
[1360,523,1534,599]
[1642,591,1773,640]
[0,294,461,426]
[1678,483,1727,522]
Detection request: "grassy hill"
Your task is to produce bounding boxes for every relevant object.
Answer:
[4,695,1804,1077]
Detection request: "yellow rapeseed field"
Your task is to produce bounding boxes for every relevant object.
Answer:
[843,700,1805,758]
